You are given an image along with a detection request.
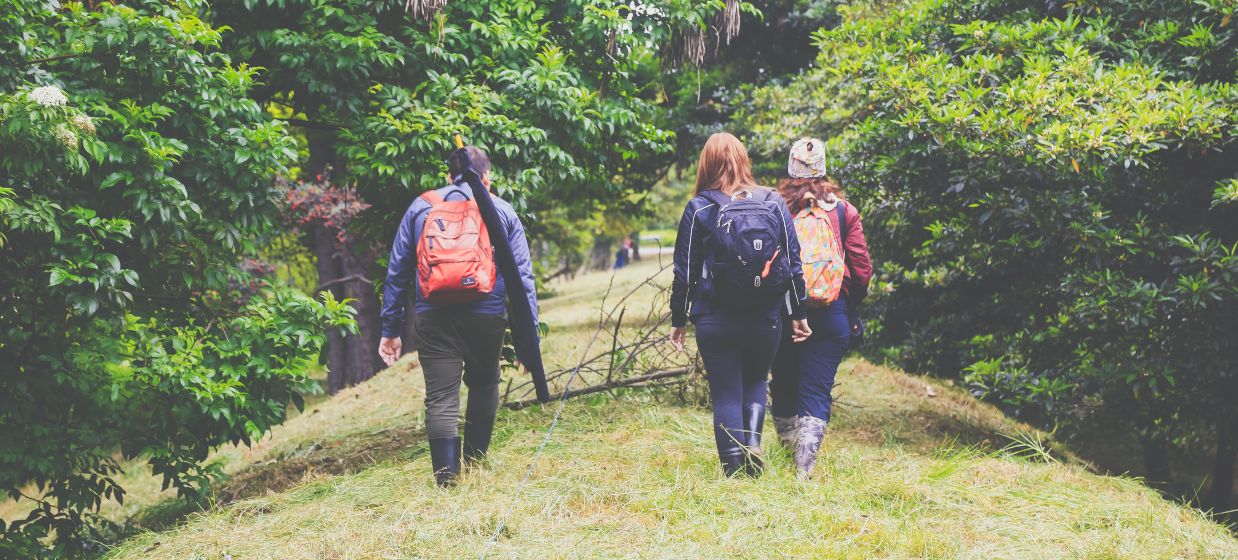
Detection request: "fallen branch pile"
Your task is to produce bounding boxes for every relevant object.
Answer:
[500,262,700,408]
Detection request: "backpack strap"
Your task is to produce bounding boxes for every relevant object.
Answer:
[421,190,444,205]
[410,190,444,238]
[836,202,847,261]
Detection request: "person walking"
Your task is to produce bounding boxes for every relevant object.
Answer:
[770,137,873,479]
[669,132,813,477]
[378,146,539,487]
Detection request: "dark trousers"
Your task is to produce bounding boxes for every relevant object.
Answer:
[414,310,507,440]
[695,310,783,451]
[771,298,850,422]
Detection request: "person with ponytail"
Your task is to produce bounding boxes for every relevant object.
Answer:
[670,132,812,477]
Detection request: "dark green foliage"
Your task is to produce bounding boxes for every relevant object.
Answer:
[0,2,354,554]
[744,0,1237,504]
[207,0,704,255]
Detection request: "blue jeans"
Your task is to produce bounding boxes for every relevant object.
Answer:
[695,309,783,451]
[770,298,850,422]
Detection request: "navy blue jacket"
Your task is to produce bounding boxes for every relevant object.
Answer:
[671,187,808,328]
[380,182,538,338]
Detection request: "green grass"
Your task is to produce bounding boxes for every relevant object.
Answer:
[21,259,1238,558]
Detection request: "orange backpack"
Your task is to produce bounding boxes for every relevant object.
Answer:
[416,190,497,304]
[793,199,846,307]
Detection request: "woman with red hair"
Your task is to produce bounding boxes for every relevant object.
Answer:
[669,132,812,477]
[771,138,873,479]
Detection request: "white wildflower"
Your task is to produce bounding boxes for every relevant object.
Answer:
[28,85,68,107]
[53,124,77,149]
[70,114,96,136]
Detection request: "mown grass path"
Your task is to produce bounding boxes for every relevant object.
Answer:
[96,260,1238,559]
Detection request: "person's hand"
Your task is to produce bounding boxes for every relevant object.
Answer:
[790,319,813,343]
[379,336,402,367]
[670,326,687,352]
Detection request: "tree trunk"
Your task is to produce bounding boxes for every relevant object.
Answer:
[312,223,383,393]
[589,236,613,271]
[1140,434,1172,487]
[1206,414,1238,513]
[339,240,381,389]
[311,224,348,393]
[303,132,382,393]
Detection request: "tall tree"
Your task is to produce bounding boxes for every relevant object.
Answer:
[0,1,353,554]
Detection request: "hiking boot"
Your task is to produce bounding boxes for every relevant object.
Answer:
[773,415,800,450]
[463,410,496,465]
[429,437,462,487]
[743,402,767,477]
[795,416,827,480]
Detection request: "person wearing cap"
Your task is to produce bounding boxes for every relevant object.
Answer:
[770,137,873,479]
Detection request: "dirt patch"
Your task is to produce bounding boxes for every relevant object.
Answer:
[217,424,426,504]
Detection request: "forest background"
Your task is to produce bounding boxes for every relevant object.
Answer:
[1,0,1235,555]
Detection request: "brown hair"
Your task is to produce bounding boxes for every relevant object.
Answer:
[447,146,491,179]
[694,132,757,196]
[778,177,846,213]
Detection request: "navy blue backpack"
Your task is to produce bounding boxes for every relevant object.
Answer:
[700,188,794,308]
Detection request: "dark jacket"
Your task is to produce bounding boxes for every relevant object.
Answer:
[380,182,538,339]
[671,187,809,328]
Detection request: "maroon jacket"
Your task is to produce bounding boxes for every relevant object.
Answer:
[826,200,873,301]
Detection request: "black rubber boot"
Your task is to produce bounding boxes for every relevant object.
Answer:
[429,437,461,487]
[743,402,767,477]
[718,444,746,477]
[463,410,496,465]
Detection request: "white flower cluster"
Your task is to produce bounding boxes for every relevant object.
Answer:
[53,124,77,149]
[71,114,96,136]
[28,85,67,107]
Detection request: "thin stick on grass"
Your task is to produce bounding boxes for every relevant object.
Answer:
[503,367,692,410]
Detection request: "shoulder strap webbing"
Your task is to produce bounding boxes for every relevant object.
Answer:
[421,190,444,205]
[836,202,847,261]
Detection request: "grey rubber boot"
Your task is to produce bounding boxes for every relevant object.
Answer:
[795,416,828,480]
[773,415,800,450]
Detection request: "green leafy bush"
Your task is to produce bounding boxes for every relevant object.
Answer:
[743,0,1237,507]
[0,2,353,554]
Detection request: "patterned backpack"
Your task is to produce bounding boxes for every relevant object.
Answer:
[793,198,846,307]
[416,189,497,304]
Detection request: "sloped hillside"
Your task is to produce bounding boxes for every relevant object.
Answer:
[97,260,1237,559]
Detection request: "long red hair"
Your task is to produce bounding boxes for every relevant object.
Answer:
[778,177,846,213]
[694,132,757,196]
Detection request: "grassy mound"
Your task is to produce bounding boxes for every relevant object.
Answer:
[86,260,1238,558]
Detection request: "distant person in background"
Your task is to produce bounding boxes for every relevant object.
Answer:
[378,146,539,487]
[770,138,872,479]
[670,132,812,477]
[614,237,630,269]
